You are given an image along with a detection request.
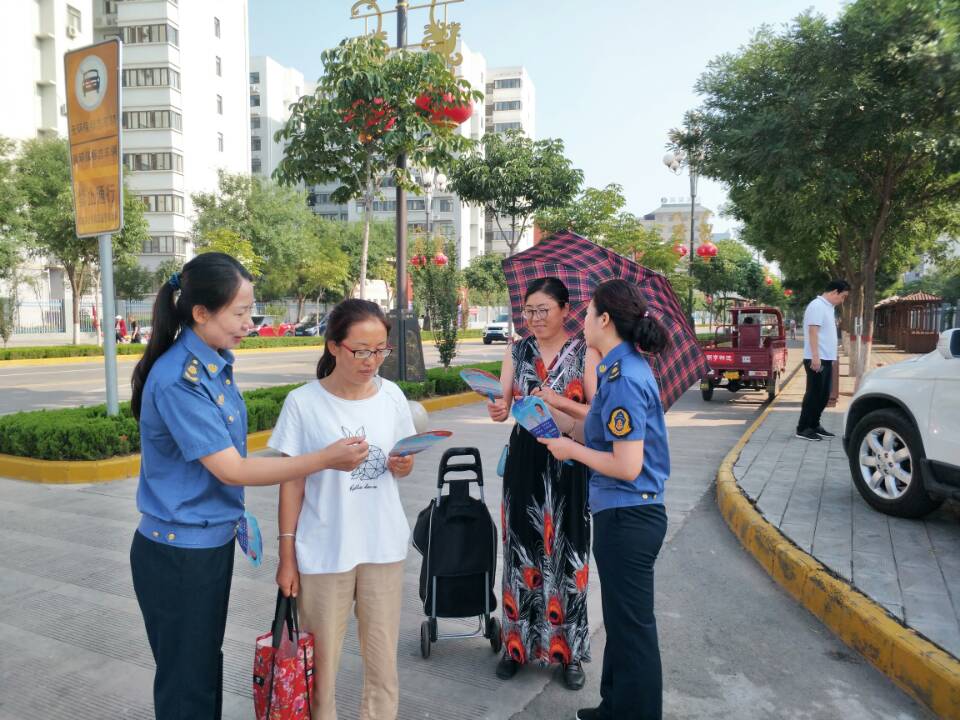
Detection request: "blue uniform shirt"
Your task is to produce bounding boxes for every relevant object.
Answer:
[136,326,247,548]
[584,341,670,513]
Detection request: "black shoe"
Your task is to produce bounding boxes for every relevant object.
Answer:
[795,429,822,441]
[563,661,585,690]
[496,653,520,679]
[575,708,608,720]
[813,425,836,438]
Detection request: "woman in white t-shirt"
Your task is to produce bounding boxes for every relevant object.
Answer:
[270,299,416,720]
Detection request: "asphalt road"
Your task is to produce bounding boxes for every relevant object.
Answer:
[0,339,510,415]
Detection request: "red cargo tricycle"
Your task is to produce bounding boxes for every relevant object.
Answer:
[699,306,788,402]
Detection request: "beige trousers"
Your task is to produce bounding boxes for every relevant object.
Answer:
[298,561,405,720]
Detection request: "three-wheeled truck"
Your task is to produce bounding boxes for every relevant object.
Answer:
[700,306,788,402]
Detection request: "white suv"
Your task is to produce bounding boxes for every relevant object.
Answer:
[843,328,960,517]
[483,314,511,345]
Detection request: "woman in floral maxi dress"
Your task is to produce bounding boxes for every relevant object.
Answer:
[487,277,598,690]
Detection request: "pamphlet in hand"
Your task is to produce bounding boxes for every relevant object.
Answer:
[459,368,504,401]
[390,430,453,457]
[511,396,562,439]
[237,509,263,567]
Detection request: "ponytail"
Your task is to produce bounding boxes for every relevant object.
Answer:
[592,279,670,356]
[130,252,253,419]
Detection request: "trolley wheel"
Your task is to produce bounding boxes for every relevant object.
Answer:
[486,616,502,653]
[420,621,431,659]
[428,617,438,643]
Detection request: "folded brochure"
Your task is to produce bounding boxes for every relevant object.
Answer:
[459,368,504,400]
[390,430,453,457]
[511,396,562,439]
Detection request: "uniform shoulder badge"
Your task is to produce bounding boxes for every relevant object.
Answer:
[607,407,632,437]
[182,357,200,383]
[607,360,621,381]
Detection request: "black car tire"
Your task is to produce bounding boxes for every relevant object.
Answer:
[766,372,779,402]
[483,338,492,345]
[847,408,943,518]
[701,383,714,401]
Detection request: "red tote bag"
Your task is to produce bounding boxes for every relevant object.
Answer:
[253,591,315,720]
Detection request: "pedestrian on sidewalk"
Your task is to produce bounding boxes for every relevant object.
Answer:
[796,279,850,441]
[487,277,599,691]
[540,279,671,720]
[129,252,369,720]
[271,299,417,720]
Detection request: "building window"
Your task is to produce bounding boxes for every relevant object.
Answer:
[217,132,224,152]
[122,110,182,130]
[251,158,262,174]
[66,5,82,35]
[407,198,425,211]
[141,234,187,256]
[494,78,521,89]
[250,117,261,130]
[215,56,222,76]
[217,95,223,114]
[121,24,179,47]
[214,16,220,37]
[494,100,521,111]
[434,198,453,212]
[250,94,261,108]
[140,194,184,214]
[251,136,261,152]
[122,67,181,89]
[123,152,183,172]
[494,122,522,133]
[250,71,260,84]
[104,1,120,13]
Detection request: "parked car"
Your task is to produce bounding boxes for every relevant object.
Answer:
[294,313,327,337]
[842,328,960,518]
[483,314,511,344]
[248,315,295,337]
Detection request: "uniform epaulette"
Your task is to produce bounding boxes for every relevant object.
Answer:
[607,360,621,381]
[182,356,201,383]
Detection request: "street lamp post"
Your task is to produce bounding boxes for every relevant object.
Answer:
[419,167,448,240]
[663,150,699,329]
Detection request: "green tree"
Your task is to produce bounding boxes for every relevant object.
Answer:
[462,253,508,307]
[0,136,22,283]
[196,228,263,277]
[0,297,14,348]
[152,259,182,292]
[16,138,148,343]
[336,219,396,298]
[287,219,351,320]
[411,239,462,367]
[113,259,155,301]
[687,0,960,374]
[274,35,480,299]
[535,183,626,241]
[449,130,583,257]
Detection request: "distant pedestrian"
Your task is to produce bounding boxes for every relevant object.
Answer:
[115,314,127,343]
[128,315,141,344]
[788,318,797,340]
[796,280,850,441]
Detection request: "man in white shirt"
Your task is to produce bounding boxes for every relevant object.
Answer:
[796,280,850,441]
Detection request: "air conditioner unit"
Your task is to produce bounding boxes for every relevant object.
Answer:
[106,16,118,26]
[66,26,78,38]
[250,83,260,92]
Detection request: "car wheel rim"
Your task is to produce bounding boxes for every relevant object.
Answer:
[858,427,912,500]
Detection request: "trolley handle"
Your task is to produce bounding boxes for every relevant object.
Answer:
[437,447,484,488]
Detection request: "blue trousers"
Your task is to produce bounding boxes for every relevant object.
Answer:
[130,531,235,719]
[593,504,668,720]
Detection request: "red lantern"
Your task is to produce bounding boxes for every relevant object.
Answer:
[672,243,689,258]
[410,254,426,268]
[696,241,718,260]
[415,92,472,127]
[433,252,449,267]
[784,288,794,297]
[443,99,473,125]
[765,276,773,286]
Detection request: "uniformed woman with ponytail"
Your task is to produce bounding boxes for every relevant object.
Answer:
[539,279,671,720]
[129,252,369,719]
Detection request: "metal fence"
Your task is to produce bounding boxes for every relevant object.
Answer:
[13,300,66,335]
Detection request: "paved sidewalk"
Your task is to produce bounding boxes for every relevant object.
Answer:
[733,347,960,660]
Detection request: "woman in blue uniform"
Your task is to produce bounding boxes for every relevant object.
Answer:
[539,279,670,720]
[129,252,370,719]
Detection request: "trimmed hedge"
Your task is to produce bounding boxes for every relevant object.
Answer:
[0,362,501,461]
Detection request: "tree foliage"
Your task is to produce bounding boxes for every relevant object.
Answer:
[449,130,583,256]
[0,136,22,282]
[462,253,508,307]
[411,239,462,367]
[196,228,264,277]
[535,183,626,241]
[685,0,960,373]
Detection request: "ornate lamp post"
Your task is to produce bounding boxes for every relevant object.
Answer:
[663,149,700,327]
[419,166,448,241]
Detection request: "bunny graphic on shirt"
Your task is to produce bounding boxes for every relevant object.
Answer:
[342,426,388,489]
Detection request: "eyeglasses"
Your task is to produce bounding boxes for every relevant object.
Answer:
[522,306,554,320]
[339,343,393,360]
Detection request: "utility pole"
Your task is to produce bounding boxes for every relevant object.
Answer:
[395,1,409,381]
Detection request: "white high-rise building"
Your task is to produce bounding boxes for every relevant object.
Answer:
[0,0,94,142]
[94,0,251,271]
[640,197,714,250]
[308,41,537,270]
[249,55,307,181]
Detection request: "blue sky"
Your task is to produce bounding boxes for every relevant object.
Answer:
[249,0,847,233]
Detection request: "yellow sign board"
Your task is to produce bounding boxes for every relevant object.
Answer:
[64,39,122,237]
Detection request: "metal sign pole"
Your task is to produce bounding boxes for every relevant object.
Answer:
[99,233,120,416]
[395,0,409,382]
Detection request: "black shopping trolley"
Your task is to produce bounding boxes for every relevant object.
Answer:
[412,447,502,659]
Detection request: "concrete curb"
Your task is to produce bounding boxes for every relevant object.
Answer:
[716,364,960,719]
[0,392,483,484]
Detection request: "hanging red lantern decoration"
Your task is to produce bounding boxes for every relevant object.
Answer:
[784,288,794,297]
[765,276,774,286]
[344,97,397,139]
[433,251,449,267]
[415,92,472,127]
[672,243,689,258]
[410,254,427,268]
[696,241,718,260]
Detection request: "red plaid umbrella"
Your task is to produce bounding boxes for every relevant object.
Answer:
[502,231,709,410]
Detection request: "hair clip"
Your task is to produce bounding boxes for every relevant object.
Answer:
[168,272,181,290]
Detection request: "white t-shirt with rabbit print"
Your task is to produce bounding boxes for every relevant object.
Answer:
[268,378,416,574]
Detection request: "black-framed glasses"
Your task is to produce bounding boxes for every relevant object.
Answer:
[340,342,393,360]
[522,306,554,320]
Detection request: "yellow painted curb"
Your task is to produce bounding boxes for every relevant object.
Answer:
[716,365,960,719]
[0,394,483,485]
